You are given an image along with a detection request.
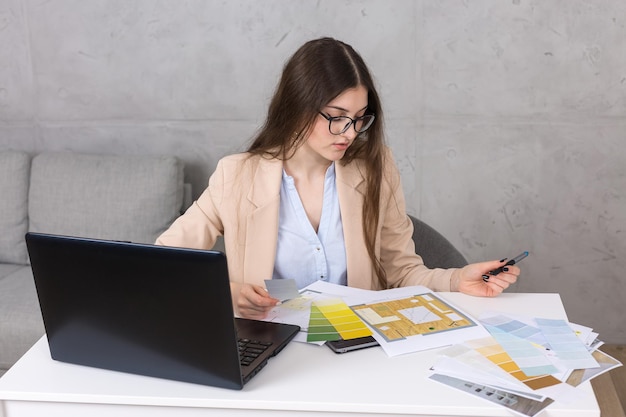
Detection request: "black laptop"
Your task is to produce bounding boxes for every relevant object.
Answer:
[25,232,300,390]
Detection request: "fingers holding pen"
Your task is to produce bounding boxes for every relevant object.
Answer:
[482,251,527,286]
[483,264,520,293]
[456,258,522,297]
[481,263,520,281]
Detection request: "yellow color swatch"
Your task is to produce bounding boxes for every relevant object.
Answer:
[314,298,372,340]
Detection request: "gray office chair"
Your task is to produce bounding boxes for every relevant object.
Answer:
[409,214,468,268]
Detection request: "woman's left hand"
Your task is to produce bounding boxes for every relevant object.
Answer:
[453,260,520,297]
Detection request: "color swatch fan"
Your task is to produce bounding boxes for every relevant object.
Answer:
[307,298,372,342]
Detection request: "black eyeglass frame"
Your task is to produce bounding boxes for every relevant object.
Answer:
[318,111,376,135]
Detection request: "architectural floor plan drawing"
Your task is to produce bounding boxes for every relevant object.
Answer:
[351,293,477,342]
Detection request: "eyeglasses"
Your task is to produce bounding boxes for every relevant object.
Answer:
[318,112,375,135]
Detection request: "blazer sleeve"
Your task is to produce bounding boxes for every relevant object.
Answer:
[155,160,226,250]
[378,151,457,292]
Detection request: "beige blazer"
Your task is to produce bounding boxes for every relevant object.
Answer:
[156,150,455,292]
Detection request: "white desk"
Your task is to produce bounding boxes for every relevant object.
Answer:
[0,293,600,417]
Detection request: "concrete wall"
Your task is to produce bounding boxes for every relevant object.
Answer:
[1,0,625,343]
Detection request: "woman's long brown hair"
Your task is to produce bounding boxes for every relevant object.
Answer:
[247,37,388,289]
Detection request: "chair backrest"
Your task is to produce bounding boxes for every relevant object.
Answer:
[409,215,468,269]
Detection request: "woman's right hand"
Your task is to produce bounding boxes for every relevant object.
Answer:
[230,282,280,319]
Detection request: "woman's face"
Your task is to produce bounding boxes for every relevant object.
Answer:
[301,85,369,165]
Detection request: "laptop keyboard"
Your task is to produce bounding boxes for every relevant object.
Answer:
[238,338,272,367]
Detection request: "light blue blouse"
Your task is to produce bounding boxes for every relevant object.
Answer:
[272,163,347,289]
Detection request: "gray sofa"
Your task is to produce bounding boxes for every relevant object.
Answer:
[0,150,185,377]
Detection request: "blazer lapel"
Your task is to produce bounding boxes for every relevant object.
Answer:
[336,162,374,289]
[242,157,283,286]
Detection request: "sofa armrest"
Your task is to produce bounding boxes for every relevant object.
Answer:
[0,151,31,264]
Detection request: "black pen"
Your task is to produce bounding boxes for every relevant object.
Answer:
[482,251,529,281]
[490,251,528,275]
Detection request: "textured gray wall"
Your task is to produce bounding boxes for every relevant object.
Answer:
[1,0,625,343]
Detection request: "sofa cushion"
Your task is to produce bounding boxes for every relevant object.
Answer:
[0,151,31,264]
[29,152,184,244]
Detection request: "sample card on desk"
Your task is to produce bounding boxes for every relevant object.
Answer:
[429,309,622,417]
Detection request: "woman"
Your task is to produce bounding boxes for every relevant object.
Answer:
[156,37,519,319]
